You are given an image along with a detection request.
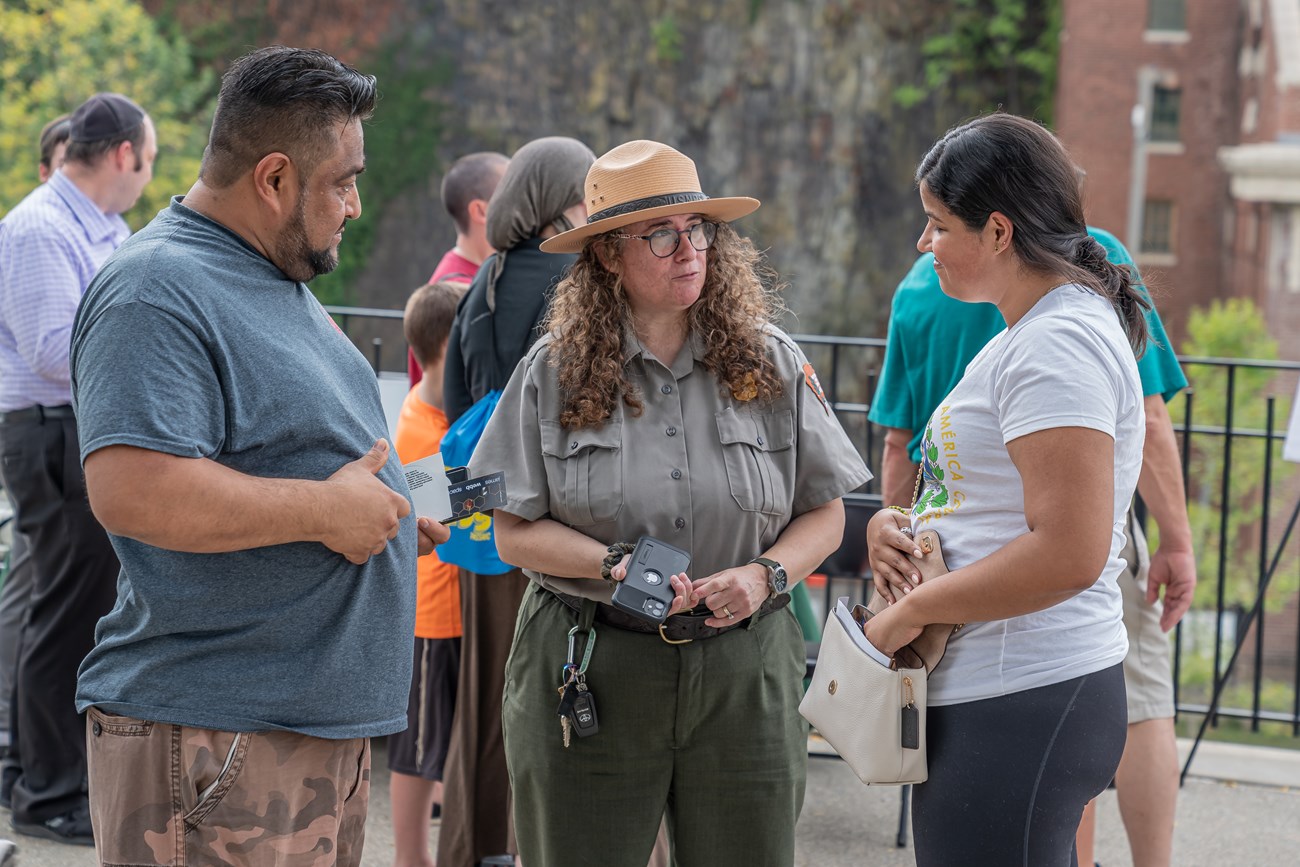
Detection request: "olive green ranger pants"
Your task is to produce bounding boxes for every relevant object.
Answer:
[503,585,807,867]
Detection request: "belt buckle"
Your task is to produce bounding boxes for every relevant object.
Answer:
[657,622,692,645]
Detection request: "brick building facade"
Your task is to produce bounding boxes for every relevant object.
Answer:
[1056,0,1300,356]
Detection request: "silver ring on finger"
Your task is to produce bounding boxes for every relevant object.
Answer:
[900,527,913,537]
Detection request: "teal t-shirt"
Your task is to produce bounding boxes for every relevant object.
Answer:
[868,227,1187,462]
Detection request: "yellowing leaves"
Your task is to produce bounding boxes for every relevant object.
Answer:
[0,0,214,229]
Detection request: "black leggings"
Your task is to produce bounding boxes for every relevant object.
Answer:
[912,663,1127,867]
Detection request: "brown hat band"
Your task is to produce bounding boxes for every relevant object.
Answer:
[588,191,708,224]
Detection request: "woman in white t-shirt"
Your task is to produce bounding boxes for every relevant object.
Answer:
[865,113,1151,866]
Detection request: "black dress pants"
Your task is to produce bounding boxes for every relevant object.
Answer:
[0,411,119,822]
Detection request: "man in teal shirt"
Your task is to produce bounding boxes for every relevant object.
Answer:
[870,227,1195,867]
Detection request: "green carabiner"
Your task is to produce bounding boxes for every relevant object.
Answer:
[566,623,597,676]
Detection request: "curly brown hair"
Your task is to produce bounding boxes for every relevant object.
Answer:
[544,221,787,429]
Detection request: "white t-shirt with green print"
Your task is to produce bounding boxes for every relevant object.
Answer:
[913,284,1144,706]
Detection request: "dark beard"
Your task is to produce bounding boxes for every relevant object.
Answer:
[276,197,340,283]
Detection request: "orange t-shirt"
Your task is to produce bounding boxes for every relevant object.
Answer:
[394,387,462,639]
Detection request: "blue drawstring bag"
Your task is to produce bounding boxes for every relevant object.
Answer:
[437,389,513,574]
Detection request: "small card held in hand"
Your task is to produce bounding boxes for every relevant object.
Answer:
[402,453,507,524]
[443,471,507,524]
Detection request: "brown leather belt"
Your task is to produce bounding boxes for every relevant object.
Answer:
[550,588,791,643]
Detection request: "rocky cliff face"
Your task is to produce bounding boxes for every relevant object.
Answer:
[143,0,1022,354]
[354,0,954,341]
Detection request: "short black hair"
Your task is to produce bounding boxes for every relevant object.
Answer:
[39,115,71,169]
[441,152,509,234]
[200,46,377,189]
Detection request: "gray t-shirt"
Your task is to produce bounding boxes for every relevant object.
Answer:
[71,199,417,738]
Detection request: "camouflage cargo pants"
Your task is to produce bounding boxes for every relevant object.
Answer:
[85,707,369,866]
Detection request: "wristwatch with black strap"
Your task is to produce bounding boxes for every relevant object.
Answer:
[750,556,788,597]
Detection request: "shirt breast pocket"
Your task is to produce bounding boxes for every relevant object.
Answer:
[715,407,795,516]
[540,420,624,526]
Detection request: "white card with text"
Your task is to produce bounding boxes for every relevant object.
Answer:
[403,453,454,523]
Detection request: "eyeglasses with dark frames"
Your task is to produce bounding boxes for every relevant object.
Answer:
[615,220,718,258]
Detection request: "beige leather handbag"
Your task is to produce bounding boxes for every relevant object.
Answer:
[799,527,955,786]
[801,597,929,784]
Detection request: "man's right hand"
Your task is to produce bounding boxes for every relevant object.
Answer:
[1148,545,1197,632]
[320,439,411,564]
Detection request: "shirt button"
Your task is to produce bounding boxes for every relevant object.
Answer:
[661,384,673,394]
[671,469,682,480]
[757,435,765,446]
[666,426,677,437]
[674,517,686,530]
[570,441,578,451]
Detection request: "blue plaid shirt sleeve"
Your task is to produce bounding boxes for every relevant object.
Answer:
[0,223,84,386]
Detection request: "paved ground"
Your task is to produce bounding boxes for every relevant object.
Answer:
[4,738,1298,865]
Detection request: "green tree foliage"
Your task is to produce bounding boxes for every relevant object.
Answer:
[0,0,213,228]
[1179,298,1296,609]
[651,14,683,64]
[893,0,1062,122]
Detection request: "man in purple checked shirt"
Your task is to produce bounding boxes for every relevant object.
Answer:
[0,92,155,846]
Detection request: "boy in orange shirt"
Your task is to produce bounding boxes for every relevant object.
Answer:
[391,281,468,867]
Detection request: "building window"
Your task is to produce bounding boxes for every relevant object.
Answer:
[1150,87,1181,143]
[1148,0,1186,32]
[1142,200,1175,254]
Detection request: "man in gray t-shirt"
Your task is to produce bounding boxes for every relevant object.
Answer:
[69,48,448,864]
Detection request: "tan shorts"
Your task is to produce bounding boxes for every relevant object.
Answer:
[1119,514,1176,723]
[86,708,370,867]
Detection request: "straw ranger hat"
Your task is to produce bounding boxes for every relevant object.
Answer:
[539,140,760,254]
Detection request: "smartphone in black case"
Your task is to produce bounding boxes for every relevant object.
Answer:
[609,536,691,624]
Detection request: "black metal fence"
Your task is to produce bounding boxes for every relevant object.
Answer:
[331,307,1300,741]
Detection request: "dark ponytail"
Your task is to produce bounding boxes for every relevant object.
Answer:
[917,113,1151,354]
[1070,235,1150,354]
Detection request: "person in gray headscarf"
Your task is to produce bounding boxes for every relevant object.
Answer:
[443,136,595,423]
[435,135,594,867]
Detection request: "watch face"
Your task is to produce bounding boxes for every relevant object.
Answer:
[760,559,787,594]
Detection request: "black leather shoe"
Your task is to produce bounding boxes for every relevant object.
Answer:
[10,804,93,846]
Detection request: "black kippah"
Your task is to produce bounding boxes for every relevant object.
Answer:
[69,93,145,143]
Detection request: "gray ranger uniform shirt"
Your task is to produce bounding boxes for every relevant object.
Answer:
[471,324,873,602]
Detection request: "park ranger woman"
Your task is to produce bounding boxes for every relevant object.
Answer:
[471,140,872,866]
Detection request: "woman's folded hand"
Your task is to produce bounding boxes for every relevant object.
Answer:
[866,508,924,605]
[692,564,769,627]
